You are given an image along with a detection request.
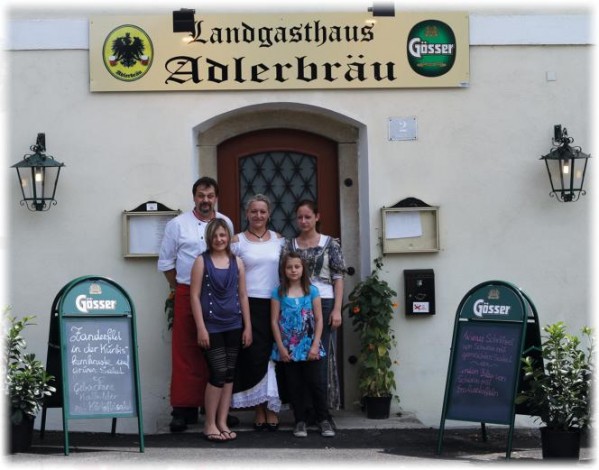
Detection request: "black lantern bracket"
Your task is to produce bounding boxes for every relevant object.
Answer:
[368,2,396,17]
[172,9,196,35]
[11,133,65,211]
[540,125,591,202]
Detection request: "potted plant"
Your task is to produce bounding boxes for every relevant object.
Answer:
[4,312,56,453]
[516,321,593,459]
[344,256,398,419]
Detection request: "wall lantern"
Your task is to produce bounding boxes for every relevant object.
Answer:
[11,133,65,211]
[172,9,196,34]
[540,125,591,202]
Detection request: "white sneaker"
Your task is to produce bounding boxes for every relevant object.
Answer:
[319,420,335,437]
[293,421,307,438]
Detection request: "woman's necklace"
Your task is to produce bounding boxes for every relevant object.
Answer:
[247,228,268,241]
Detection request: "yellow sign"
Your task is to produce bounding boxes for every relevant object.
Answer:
[90,12,469,92]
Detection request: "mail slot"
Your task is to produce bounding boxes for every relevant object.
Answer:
[404,269,435,315]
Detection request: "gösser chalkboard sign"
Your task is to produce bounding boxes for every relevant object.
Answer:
[41,276,144,455]
[436,280,541,459]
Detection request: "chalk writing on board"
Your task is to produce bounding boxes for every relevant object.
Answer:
[65,318,136,416]
[455,331,514,396]
[446,322,521,424]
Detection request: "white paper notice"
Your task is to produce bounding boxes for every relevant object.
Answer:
[386,212,423,239]
[129,215,172,254]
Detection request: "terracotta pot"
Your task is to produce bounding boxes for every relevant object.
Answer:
[540,426,581,459]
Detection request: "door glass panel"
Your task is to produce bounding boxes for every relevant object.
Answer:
[239,151,316,238]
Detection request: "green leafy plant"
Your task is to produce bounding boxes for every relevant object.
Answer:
[344,256,398,399]
[516,322,593,431]
[4,312,56,425]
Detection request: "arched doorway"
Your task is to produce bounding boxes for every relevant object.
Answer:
[196,105,363,408]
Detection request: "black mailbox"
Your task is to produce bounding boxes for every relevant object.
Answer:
[404,269,435,315]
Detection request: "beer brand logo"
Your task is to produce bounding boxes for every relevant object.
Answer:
[407,20,456,77]
[473,299,511,318]
[89,283,102,295]
[102,24,153,81]
[76,295,117,313]
[487,288,500,300]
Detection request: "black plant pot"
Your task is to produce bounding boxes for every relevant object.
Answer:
[10,414,35,454]
[364,396,391,419]
[540,426,581,460]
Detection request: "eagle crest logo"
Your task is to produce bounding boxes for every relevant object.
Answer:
[102,25,153,82]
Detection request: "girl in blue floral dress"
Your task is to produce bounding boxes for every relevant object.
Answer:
[270,252,335,437]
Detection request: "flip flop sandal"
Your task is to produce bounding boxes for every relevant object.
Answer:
[203,433,225,442]
[221,430,237,441]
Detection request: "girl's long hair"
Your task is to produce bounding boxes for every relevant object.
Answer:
[204,218,232,256]
[279,252,311,297]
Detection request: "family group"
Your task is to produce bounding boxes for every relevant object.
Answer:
[157,177,346,442]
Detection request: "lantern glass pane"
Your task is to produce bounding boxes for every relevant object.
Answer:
[545,158,566,193]
[570,159,586,191]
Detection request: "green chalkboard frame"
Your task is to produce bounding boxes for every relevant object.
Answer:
[437,280,540,460]
[41,275,145,456]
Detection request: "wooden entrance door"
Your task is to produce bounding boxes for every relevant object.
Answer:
[217,128,340,238]
[217,128,344,405]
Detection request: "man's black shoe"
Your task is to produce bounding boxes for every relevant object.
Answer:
[226,414,240,427]
[185,410,199,424]
[169,415,187,432]
[172,407,198,425]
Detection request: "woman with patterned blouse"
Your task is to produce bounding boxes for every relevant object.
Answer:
[282,199,346,418]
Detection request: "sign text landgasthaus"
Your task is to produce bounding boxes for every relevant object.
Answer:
[90,12,469,92]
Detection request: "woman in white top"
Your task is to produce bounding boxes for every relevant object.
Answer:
[231,194,285,430]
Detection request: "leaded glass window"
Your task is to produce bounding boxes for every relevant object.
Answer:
[239,151,317,238]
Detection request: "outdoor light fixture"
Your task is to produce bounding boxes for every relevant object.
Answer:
[172,9,196,34]
[368,1,395,17]
[540,125,591,202]
[11,133,65,211]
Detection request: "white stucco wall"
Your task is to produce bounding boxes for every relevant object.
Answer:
[3,5,593,433]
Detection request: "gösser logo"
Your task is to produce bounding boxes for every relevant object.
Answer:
[473,299,511,318]
[407,20,456,78]
[76,295,117,313]
[102,24,153,82]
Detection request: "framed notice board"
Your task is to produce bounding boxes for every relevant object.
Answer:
[122,201,180,258]
[381,198,439,253]
[42,275,144,455]
[437,280,540,460]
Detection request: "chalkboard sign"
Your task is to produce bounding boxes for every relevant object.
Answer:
[446,321,522,424]
[437,280,539,459]
[42,275,144,455]
[63,317,136,417]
